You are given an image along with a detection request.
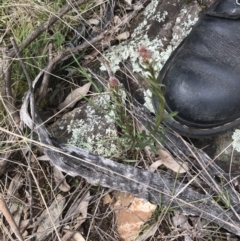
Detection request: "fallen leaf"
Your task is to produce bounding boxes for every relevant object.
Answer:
[116,31,130,41]
[112,191,157,241]
[136,122,153,158]
[87,19,99,25]
[114,15,122,25]
[157,149,188,173]
[72,192,90,227]
[63,227,86,241]
[36,194,65,241]
[62,192,90,241]
[0,195,24,241]
[124,0,132,5]
[7,173,23,196]
[172,213,193,241]
[72,232,85,241]
[0,158,7,176]
[103,193,112,204]
[58,82,91,110]
[172,213,188,227]
[7,174,25,233]
[12,205,23,233]
[20,219,29,230]
[149,160,162,172]
[53,167,70,192]
[133,3,144,11]
[37,155,50,161]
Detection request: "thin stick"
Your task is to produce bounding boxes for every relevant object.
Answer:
[0,195,24,241]
[10,37,34,224]
[1,47,20,125]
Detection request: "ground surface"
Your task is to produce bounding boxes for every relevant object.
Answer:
[1,0,240,241]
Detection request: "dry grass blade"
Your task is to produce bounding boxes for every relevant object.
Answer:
[1,47,20,125]
[0,195,24,241]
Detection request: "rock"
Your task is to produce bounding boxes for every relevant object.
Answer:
[100,0,202,77]
[49,94,125,157]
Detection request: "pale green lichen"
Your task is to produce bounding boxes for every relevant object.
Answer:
[64,94,127,157]
[100,2,200,115]
[155,11,168,22]
[59,1,201,156]
[100,1,200,80]
[232,130,240,152]
[100,0,168,76]
[144,89,155,113]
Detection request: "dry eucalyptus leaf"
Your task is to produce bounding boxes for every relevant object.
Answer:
[172,213,193,241]
[87,19,99,25]
[62,192,90,241]
[20,219,30,231]
[114,15,122,25]
[36,194,65,241]
[7,173,23,196]
[0,158,7,176]
[133,3,144,11]
[22,230,28,237]
[53,167,70,192]
[71,232,85,241]
[116,31,130,41]
[7,174,25,229]
[65,191,90,225]
[112,191,157,241]
[71,192,90,227]
[58,82,91,110]
[0,195,24,241]
[63,227,86,241]
[103,193,112,204]
[12,205,23,230]
[136,122,153,158]
[172,213,188,227]
[149,160,162,172]
[124,0,132,6]
[95,0,104,4]
[37,155,50,161]
[158,149,188,173]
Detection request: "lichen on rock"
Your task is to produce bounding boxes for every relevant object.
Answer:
[232,130,240,153]
[49,94,126,157]
[100,1,201,77]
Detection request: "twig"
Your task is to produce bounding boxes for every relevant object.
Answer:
[10,37,34,224]
[0,195,24,241]
[1,47,20,125]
